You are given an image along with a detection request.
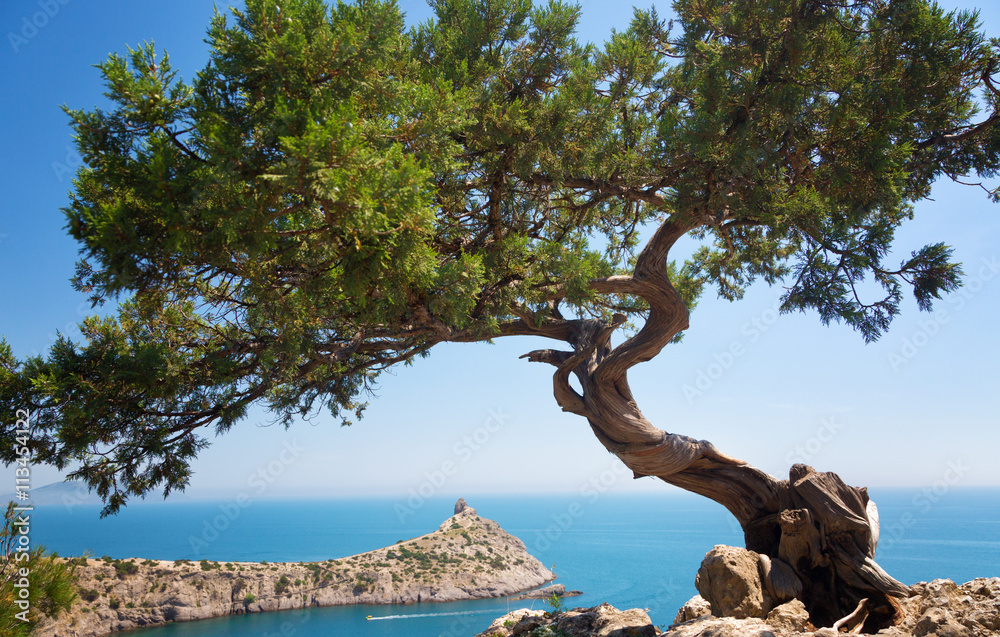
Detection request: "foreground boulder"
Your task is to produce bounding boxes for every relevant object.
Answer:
[673,595,711,624]
[670,577,1000,636]
[766,599,812,632]
[477,603,657,637]
[695,545,770,619]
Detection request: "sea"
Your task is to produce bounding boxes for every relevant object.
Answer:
[26,489,1000,637]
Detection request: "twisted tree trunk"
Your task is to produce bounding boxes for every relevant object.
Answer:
[520,219,910,631]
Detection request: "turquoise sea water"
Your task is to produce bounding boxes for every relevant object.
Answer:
[28,489,1000,636]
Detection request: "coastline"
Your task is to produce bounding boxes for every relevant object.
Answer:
[27,490,1000,636]
[37,502,554,636]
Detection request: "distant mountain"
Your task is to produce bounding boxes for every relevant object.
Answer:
[1,480,101,507]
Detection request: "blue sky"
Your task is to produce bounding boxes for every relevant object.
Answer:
[1,0,999,509]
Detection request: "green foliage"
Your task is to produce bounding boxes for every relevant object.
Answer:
[113,560,139,578]
[1,0,998,512]
[0,502,77,635]
[353,572,377,593]
[545,592,565,614]
[394,545,438,567]
[665,0,991,338]
[274,574,291,595]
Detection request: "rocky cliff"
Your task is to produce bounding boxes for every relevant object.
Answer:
[38,501,553,636]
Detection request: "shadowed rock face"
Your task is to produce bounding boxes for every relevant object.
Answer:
[38,501,552,637]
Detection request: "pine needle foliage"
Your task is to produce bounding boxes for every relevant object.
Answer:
[1,0,998,513]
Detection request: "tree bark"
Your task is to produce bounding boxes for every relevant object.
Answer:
[522,217,910,631]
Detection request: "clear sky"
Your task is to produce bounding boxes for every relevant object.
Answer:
[1,0,998,509]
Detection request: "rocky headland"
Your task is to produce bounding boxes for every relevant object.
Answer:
[38,500,555,636]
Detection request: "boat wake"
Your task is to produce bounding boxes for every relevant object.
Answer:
[367,609,500,621]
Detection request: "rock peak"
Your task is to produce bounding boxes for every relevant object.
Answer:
[40,502,553,637]
[454,497,472,514]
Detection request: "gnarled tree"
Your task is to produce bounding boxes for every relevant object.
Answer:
[2,0,998,629]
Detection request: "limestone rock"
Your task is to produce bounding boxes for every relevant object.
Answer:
[485,577,1000,637]
[519,583,567,598]
[667,575,999,637]
[765,599,811,632]
[477,608,546,636]
[513,583,583,600]
[674,595,712,624]
[477,603,655,637]
[664,615,779,637]
[896,578,1000,637]
[695,545,769,619]
[455,497,471,514]
[912,607,971,637]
